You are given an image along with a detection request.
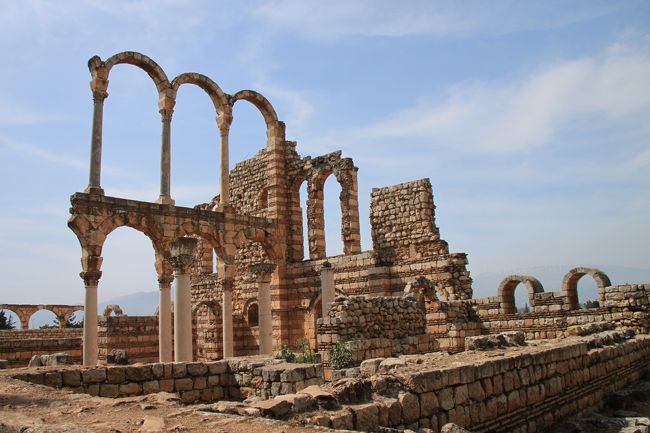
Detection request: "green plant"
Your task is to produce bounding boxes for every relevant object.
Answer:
[0,310,15,330]
[277,345,296,363]
[329,338,353,370]
[295,337,319,364]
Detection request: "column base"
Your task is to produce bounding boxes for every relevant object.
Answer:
[156,195,175,205]
[84,185,104,195]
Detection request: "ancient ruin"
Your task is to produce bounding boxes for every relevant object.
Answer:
[2,52,650,433]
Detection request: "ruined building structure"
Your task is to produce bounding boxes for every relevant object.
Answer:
[65,51,472,366]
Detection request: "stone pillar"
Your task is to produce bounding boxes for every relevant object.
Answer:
[217,112,233,205]
[85,75,108,195]
[307,182,326,259]
[158,274,174,362]
[320,261,335,318]
[168,238,197,362]
[342,168,362,255]
[251,263,276,355]
[222,277,234,358]
[156,94,175,205]
[58,315,67,329]
[81,270,101,367]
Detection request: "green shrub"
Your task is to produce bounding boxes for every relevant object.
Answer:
[277,345,296,363]
[329,338,353,370]
[295,337,319,364]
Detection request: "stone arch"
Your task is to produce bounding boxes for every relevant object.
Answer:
[171,72,230,116]
[404,277,440,308]
[230,90,280,139]
[103,304,124,317]
[103,51,170,93]
[174,221,227,264]
[28,308,58,329]
[498,275,544,314]
[0,308,22,330]
[561,267,611,310]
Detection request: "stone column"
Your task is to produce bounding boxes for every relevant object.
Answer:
[85,76,108,195]
[168,238,197,362]
[251,263,276,355]
[222,277,234,358]
[156,94,175,205]
[158,274,174,362]
[217,112,233,205]
[320,261,334,318]
[81,270,101,367]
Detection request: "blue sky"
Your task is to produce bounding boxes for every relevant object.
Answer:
[0,0,649,306]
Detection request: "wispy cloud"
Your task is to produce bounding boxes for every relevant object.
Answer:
[252,0,624,40]
[0,134,85,170]
[313,39,650,154]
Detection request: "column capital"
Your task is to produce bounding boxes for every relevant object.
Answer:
[221,277,235,292]
[250,263,276,283]
[80,270,102,287]
[217,112,233,134]
[159,108,174,121]
[157,273,174,288]
[90,77,108,102]
[320,260,333,272]
[167,237,197,274]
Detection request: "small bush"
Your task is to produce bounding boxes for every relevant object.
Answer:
[329,338,353,370]
[277,345,296,363]
[295,337,319,364]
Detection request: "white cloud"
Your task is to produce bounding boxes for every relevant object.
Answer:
[0,134,86,170]
[252,0,624,40]
[322,40,650,154]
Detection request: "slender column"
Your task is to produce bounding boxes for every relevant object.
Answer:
[81,270,101,367]
[251,263,276,355]
[156,94,175,205]
[222,278,234,358]
[217,112,233,205]
[85,76,108,195]
[158,274,174,362]
[320,261,335,318]
[168,238,197,362]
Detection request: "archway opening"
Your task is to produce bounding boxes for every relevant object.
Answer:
[66,310,85,328]
[171,84,221,208]
[100,227,158,316]
[102,65,161,201]
[300,180,309,260]
[29,309,58,329]
[514,283,530,313]
[247,302,259,327]
[0,309,20,330]
[577,277,600,309]
[323,175,344,257]
[230,101,268,165]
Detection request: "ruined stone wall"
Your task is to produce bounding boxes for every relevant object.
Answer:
[98,316,159,364]
[12,356,323,404]
[473,283,650,339]
[0,329,82,367]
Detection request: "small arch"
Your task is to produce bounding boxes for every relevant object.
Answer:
[103,51,170,93]
[230,90,279,132]
[246,301,259,327]
[103,304,124,317]
[0,309,21,330]
[561,267,611,310]
[171,72,230,116]
[29,309,58,329]
[498,275,544,314]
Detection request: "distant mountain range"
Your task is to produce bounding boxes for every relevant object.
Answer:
[11,264,648,328]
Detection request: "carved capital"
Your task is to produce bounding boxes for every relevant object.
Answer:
[320,261,333,272]
[221,277,235,292]
[90,76,109,102]
[251,263,276,283]
[157,273,174,288]
[158,92,176,120]
[80,270,102,287]
[216,112,233,134]
[167,237,197,274]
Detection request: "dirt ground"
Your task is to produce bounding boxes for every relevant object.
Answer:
[0,373,339,433]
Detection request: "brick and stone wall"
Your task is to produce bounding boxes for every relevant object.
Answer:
[98,316,159,364]
[0,329,82,367]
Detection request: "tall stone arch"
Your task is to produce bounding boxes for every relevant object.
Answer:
[561,267,611,309]
[498,275,544,314]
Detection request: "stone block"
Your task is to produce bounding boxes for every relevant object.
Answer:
[186,362,208,376]
[99,384,119,398]
[352,403,379,432]
[61,370,81,387]
[82,368,107,384]
[175,378,193,392]
[119,382,142,396]
[330,409,354,430]
[106,367,126,384]
[400,392,420,423]
[143,380,160,394]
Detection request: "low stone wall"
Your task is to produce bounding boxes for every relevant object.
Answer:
[11,356,323,404]
[0,329,82,367]
[296,332,650,432]
[98,316,159,364]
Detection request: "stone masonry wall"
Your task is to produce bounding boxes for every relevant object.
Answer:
[12,356,323,404]
[0,329,82,368]
[98,316,159,364]
[302,332,650,432]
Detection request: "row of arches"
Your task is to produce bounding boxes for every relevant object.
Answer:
[0,305,84,330]
[498,267,612,314]
[85,51,284,206]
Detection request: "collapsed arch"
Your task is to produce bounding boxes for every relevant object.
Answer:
[498,275,544,314]
[404,276,440,307]
[103,304,124,317]
[561,267,611,310]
